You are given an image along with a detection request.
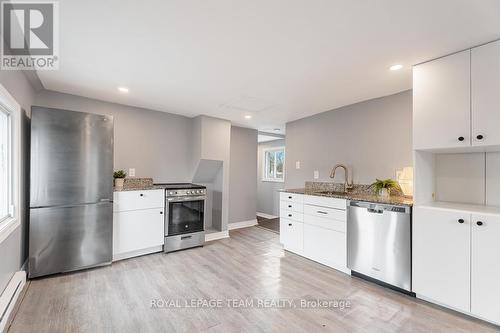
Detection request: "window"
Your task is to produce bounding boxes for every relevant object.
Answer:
[0,105,11,222]
[263,147,285,182]
[0,83,20,244]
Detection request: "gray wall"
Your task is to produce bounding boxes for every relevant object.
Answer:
[285,90,412,188]
[229,126,257,223]
[0,71,35,293]
[257,139,285,216]
[191,115,232,231]
[35,90,194,183]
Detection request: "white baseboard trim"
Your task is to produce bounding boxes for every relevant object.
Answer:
[228,219,258,230]
[205,230,229,242]
[113,245,163,262]
[257,212,278,219]
[0,271,26,333]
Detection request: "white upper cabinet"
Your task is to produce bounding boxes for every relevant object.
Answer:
[413,50,471,150]
[472,40,500,147]
[471,213,500,325]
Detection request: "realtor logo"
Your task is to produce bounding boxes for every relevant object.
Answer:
[1,0,59,70]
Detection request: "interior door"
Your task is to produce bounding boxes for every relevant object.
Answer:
[30,107,114,207]
[471,214,500,324]
[413,207,471,312]
[413,50,471,150]
[29,202,113,278]
[472,40,500,147]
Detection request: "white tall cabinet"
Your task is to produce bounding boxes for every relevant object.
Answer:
[413,39,500,326]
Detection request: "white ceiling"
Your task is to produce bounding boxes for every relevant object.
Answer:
[37,1,500,133]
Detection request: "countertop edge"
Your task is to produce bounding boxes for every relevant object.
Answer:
[280,188,413,207]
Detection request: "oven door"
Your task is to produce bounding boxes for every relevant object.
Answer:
[167,197,205,236]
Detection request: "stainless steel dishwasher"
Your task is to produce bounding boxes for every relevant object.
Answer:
[347,200,412,293]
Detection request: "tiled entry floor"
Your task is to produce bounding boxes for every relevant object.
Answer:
[256,215,279,233]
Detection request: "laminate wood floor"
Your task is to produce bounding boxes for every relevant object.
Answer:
[9,227,500,333]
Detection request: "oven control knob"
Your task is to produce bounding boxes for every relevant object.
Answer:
[187,191,192,194]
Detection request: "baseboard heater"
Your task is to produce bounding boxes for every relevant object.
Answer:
[0,271,26,333]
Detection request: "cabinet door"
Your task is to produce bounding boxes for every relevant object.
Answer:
[303,224,346,270]
[471,214,500,324]
[113,209,165,256]
[472,40,500,147]
[413,50,471,150]
[279,218,303,254]
[413,207,471,312]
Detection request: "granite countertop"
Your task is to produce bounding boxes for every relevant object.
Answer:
[113,178,170,192]
[282,188,413,206]
[113,184,168,192]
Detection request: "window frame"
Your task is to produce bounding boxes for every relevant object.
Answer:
[262,146,285,183]
[0,83,21,244]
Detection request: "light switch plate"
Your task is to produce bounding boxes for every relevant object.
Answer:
[128,168,135,177]
[295,161,300,169]
[314,170,319,179]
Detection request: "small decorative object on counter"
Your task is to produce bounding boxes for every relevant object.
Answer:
[370,178,401,198]
[113,170,126,189]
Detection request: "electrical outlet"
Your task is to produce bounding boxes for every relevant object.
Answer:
[128,168,135,177]
[295,161,300,169]
[314,170,319,179]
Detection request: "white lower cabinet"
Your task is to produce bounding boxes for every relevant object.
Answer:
[303,224,346,270]
[279,192,348,274]
[280,218,303,253]
[413,207,471,312]
[471,214,500,324]
[414,205,500,325]
[113,209,165,259]
[113,189,165,261]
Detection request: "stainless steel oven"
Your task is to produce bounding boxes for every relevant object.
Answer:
[163,185,206,253]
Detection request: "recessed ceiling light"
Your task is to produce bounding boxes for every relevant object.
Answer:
[118,87,129,93]
[244,115,252,119]
[390,64,403,71]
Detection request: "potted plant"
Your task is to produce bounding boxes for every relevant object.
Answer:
[370,178,401,198]
[113,170,126,189]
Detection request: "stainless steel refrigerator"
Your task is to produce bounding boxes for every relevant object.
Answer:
[29,106,114,278]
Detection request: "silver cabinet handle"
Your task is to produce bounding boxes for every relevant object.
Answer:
[317,211,328,215]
